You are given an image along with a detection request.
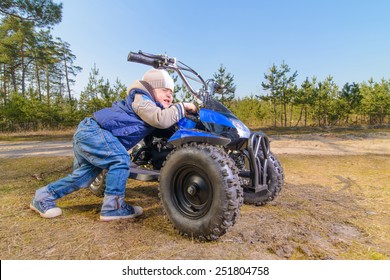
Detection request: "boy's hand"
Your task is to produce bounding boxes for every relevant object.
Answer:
[183,102,198,114]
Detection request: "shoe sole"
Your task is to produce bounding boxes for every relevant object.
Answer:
[30,203,62,219]
[100,208,143,221]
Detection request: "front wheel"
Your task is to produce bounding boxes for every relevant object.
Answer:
[243,152,284,206]
[159,143,242,241]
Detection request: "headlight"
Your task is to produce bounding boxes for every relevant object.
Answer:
[231,119,251,138]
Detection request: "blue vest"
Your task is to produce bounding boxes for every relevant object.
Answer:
[93,88,161,150]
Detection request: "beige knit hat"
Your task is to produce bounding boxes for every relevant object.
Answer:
[141,68,174,92]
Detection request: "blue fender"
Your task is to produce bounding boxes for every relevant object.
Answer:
[168,128,231,147]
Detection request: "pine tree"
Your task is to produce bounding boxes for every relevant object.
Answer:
[261,64,280,127]
[340,82,362,124]
[213,64,236,104]
[0,0,62,27]
[79,65,126,115]
[55,38,82,102]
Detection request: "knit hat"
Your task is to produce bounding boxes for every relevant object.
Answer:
[142,68,174,92]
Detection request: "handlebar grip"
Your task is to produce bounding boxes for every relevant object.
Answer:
[127,52,160,68]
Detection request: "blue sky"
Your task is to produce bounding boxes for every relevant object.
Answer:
[52,0,390,98]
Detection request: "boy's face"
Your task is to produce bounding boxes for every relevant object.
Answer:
[153,88,173,108]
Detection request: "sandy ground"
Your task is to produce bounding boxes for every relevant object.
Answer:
[0,131,389,260]
[270,132,390,155]
[0,140,73,158]
[1,132,389,157]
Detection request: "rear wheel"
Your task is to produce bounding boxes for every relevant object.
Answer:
[159,143,242,241]
[89,169,107,197]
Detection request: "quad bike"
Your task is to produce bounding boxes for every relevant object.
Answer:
[89,51,284,241]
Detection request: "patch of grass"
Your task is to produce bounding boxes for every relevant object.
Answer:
[340,243,388,260]
[278,154,390,260]
[0,129,74,141]
[0,154,389,260]
[0,157,73,192]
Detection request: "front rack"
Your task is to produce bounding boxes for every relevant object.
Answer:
[240,132,270,193]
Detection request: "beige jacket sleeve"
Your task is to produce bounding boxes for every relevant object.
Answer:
[131,93,186,129]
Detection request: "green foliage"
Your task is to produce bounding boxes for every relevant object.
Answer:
[171,71,192,102]
[0,91,80,130]
[79,65,126,115]
[339,82,362,124]
[213,64,236,104]
[261,62,298,127]
[0,1,81,102]
[229,95,269,127]
[0,0,83,130]
[313,76,339,126]
[360,78,390,125]
[293,77,316,126]
[0,1,389,131]
[258,61,389,127]
[0,0,62,27]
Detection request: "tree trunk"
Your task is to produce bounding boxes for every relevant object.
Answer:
[21,45,26,96]
[64,55,72,101]
[304,106,307,127]
[272,97,277,128]
[35,62,42,101]
[283,94,287,127]
[295,105,304,127]
[46,66,50,106]
[2,64,8,104]
[10,65,17,93]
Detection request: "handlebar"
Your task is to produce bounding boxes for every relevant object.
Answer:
[127,52,159,68]
[127,51,176,68]
[127,50,208,105]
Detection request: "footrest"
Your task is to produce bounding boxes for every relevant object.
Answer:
[129,162,160,181]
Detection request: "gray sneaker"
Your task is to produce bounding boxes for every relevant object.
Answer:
[30,199,62,218]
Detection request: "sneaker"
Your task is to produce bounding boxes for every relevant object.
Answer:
[30,199,62,219]
[100,204,143,221]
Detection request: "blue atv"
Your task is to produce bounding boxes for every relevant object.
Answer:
[89,51,284,241]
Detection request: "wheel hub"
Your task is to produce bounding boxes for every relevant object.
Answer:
[187,184,198,196]
[173,166,213,218]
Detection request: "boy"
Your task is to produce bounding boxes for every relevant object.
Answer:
[30,68,197,221]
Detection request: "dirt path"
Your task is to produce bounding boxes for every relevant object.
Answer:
[270,132,390,155]
[0,140,73,158]
[1,132,389,157]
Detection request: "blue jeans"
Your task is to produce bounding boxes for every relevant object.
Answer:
[44,117,130,199]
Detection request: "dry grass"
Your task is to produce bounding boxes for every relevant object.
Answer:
[0,128,74,141]
[0,153,389,260]
[2,125,389,141]
[261,125,390,137]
